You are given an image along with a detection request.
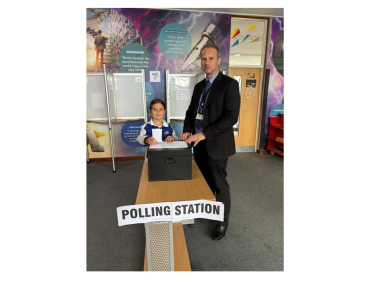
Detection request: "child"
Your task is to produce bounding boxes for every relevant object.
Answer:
[137,98,177,145]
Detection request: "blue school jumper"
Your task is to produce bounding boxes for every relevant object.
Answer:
[136,119,177,145]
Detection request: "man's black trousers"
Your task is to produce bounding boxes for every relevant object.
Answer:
[193,140,231,225]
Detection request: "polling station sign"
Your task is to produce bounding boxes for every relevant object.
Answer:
[117,200,224,226]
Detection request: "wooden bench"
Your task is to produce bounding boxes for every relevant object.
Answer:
[136,160,215,271]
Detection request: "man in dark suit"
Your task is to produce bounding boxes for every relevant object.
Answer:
[180,45,240,240]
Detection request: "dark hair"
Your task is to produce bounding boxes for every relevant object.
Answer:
[98,30,102,34]
[150,98,166,110]
[200,44,220,58]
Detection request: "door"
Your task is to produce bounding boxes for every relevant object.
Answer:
[229,67,261,151]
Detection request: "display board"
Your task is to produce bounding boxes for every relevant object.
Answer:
[87,71,146,122]
[114,72,146,120]
[104,69,117,122]
[86,74,108,121]
[166,70,197,122]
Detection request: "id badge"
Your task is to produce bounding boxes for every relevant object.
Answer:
[196,113,204,121]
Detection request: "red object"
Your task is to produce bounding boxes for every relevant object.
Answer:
[267,117,284,156]
[232,28,240,38]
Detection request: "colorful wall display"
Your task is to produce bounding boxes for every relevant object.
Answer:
[86,122,112,158]
[264,17,284,143]
[114,121,146,157]
[87,8,231,158]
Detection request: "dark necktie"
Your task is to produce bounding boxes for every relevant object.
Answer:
[196,79,211,133]
[202,79,211,104]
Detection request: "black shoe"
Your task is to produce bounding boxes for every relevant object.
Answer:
[211,224,227,240]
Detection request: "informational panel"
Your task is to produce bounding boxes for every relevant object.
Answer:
[167,72,196,121]
[114,73,145,119]
[87,74,107,121]
[104,70,117,122]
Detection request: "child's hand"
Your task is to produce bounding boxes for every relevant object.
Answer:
[146,137,158,145]
[165,136,174,143]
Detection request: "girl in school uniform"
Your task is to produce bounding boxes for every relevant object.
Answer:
[137,98,177,145]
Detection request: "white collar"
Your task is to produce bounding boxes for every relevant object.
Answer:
[150,119,169,127]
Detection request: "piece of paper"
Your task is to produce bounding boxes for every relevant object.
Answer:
[151,129,163,142]
[117,199,224,226]
[149,141,188,149]
[149,71,160,82]
[176,89,191,100]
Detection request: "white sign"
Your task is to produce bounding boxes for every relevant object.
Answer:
[117,200,224,226]
[149,71,160,82]
[176,89,191,100]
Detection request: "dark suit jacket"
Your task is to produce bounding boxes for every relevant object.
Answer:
[183,71,240,160]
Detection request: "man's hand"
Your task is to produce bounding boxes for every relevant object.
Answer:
[186,132,206,147]
[165,136,174,143]
[145,137,157,145]
[180,132,191,141]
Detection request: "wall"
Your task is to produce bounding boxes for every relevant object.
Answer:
[263,17,284,147]
[86,8,231,158]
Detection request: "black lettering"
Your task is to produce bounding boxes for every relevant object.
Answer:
[213,205,220,215]
[194,203,200,213]
[156,206,163,216]
[145,208,151,217]
[205,204,212,214]
[188,204,195,214]
[175,205,181,215]
[181,204,188,214]
[122,210,129,219]
[138,208,145,218]
[201,203,204,212]
[151,207,155,216]
[164,206,170,215]
[130,209,137,218]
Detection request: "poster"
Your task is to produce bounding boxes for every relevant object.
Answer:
[86,8,231,157]
[86,122,111,158]
[263,17,284,147]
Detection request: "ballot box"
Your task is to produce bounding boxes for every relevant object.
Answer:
[147,143,192,181]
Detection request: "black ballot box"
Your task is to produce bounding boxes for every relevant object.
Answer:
[147,145,192,181]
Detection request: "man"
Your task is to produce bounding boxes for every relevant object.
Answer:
[94,30,106,67]
[180,45,240,240]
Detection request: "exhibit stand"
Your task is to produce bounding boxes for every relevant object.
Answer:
[165,69,205,123]
[86,67,147,167]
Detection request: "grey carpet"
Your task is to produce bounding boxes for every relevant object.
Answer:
[87,152,283,271]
